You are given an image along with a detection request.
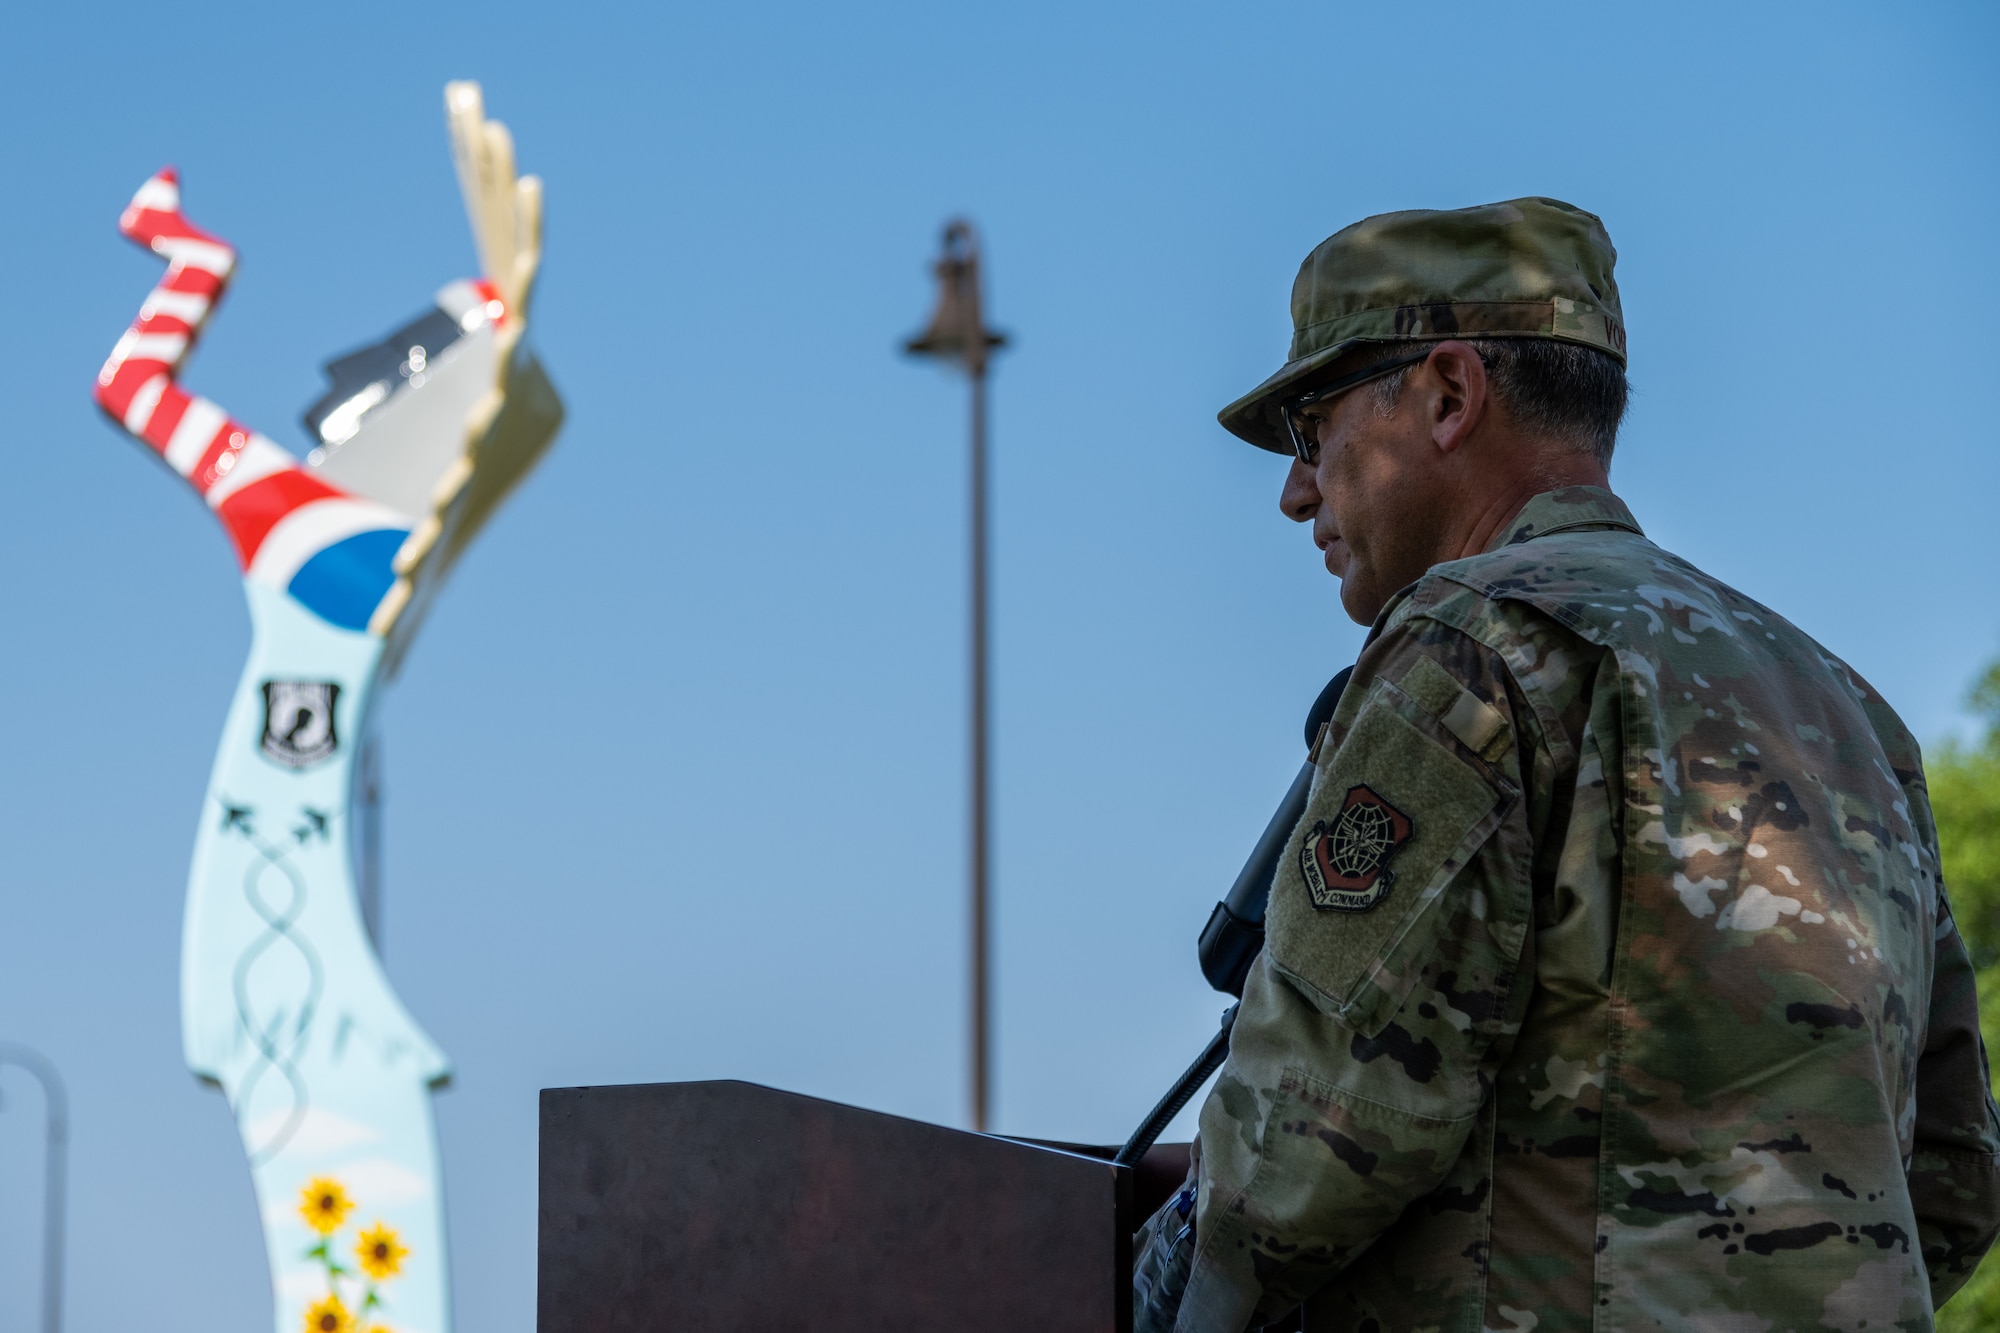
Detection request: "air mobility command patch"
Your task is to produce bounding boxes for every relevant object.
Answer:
[1266,670,1515,1031]
[1300,785,1414,912]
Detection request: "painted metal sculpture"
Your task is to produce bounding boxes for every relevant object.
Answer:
[94,83,559,1333]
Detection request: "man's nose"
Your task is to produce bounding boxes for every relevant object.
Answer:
[1279,457,1321,523]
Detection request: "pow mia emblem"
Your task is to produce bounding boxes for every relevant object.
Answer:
[260,680,340,769]
[1300,785,1414,912]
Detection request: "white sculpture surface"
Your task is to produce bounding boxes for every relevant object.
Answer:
[95,84,559,1333]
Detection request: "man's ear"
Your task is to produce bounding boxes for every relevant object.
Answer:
[1423,340,1491,455]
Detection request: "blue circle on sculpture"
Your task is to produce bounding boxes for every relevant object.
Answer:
[286,527,407,631]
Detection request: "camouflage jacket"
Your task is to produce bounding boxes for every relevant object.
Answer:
[1141,487,2000,1332]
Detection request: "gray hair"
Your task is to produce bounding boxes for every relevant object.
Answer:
[1365,338,1629,466]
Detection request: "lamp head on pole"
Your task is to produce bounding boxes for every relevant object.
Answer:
[904,218,1007,376]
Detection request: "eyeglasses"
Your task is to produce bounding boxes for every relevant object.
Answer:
[1280,348,1435,465]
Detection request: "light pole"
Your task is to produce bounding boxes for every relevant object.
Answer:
[905,219,1007,1132]
[0,1042,68,1333]
[357,730,384,952]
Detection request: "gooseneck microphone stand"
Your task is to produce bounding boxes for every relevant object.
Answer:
[1115,668,1351,1169]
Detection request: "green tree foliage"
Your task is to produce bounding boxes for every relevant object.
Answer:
[1933,660,2000,1331]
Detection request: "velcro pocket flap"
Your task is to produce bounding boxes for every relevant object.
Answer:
[1266,677,1516,1036]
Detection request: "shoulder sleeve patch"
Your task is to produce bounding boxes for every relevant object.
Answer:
[1266,675,1517,1033]
[1298,784,1414,913]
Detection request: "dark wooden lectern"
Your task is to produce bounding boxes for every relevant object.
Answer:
[539,1080,1188,1332]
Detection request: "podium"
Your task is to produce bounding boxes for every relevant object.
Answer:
[538,1080,1189,1332]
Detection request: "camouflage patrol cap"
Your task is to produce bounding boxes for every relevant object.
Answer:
[1219,197,1626,453]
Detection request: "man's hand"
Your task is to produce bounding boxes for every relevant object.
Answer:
[1133,1178,1198,1333]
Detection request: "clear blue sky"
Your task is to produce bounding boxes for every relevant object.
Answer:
[1,3,1995,1328]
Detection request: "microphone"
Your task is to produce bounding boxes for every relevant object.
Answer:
[1115,665,1352,1168]
[1194,667,1352,997]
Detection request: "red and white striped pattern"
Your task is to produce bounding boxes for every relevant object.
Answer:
[95,168,407,594]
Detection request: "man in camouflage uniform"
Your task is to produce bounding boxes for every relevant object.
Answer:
[1133,198,2000,1331]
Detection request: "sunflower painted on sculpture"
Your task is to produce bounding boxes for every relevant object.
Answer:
[355,1221,408,1281]
[300,1177,356,1236]
[303,1294,354,1333]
